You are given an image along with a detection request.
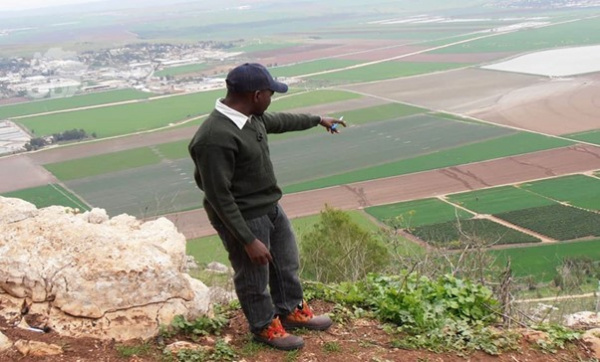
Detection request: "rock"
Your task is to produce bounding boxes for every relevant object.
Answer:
[206,262,229,274]
[80,208,109,224]
[0,197,210,341]
[164,341,211,355]
[564,311,600,328]
[521,329,550,344]
[209,286,237,305]
[14,340,63,357]
[185,255,199,272]
[583,328,600,359]
[0,331,12,352]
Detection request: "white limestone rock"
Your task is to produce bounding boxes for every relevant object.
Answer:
[564,311,600,328]
[0,197,210,341]
[0,331,12,353]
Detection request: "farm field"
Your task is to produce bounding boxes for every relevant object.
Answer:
[410,218,541,247]
[41,102,427,181]
[365,174,600,248]
[566,129,600,145]
[518,174,600,211]
[344,68,542,113]
[44,147,163,181]
[496,204,600,241]
[154,63,210,77]
[64,159,198,217]
[306,61,469,84]
[365,198,473,228]
[489,239,600,282]
[15,89,359,138]
[430,17,600,54]
[447,186,557,215]
[481,44,600,77]
[1,184,89,211]
[56,112,520,216]
[284,132,572,193]
[0,89,154,119]
[16,90,222,138]
[270,59,362,78]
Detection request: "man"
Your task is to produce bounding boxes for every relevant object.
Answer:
[188,63,346,350]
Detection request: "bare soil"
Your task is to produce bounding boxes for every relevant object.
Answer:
[1,302,594,362]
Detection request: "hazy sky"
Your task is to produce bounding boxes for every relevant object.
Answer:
[0,0,102,11]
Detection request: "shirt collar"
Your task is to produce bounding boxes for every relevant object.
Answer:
[215,98,250,130]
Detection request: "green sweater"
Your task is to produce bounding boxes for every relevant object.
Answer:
[189,109,321,245]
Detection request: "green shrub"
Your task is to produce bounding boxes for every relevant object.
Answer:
[300,206,389,283]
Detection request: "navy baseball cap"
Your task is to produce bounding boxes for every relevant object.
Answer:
[225,63,288,93]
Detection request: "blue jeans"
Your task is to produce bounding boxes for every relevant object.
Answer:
[212,204,304,334]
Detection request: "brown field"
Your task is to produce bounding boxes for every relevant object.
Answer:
[345,68,543,112]
[344,68,600,136]
[396,51,516,63]
[164,144,600,239]
[0,155,57,192]
[249,39,408,65]
[471,74,600,135]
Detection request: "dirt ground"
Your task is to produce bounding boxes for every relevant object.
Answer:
[163,144,600,239]
[1,302,595,362]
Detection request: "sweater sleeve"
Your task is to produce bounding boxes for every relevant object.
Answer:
[261,112,321,134]
[192,143,256,245]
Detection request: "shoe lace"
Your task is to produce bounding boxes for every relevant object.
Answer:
[265,317,287,340]
[291,301,314,320]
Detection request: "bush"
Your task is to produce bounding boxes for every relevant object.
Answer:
[300,206,389,283]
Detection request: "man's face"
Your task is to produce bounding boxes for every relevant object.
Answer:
[252,89,274,116]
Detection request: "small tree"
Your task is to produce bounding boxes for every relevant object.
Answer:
[300,205,389,283]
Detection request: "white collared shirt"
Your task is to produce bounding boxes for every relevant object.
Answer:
[215,98,251,130]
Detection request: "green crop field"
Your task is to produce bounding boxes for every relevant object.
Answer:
[271,113,514,188]
[447,186,556,214]
[564,129,600,145]
[307,61,468,84]
[47,101,427,181]
[269,90,361,111]
[45,148,162,181]
[489,239,600,282]
[270,59,362,77]
[17,89,223,138]
[64,159,199,217]
[68,112,509,215]
[496,204,600,241]
[410,219,541,248]
[1,184,89,211]
[154,63,210,77]
[17,89,359,138]
[519,174,600,211]
[0,89,154,119]
[285,132,573,193]
[365,198,473,228]
[431,17,600,54]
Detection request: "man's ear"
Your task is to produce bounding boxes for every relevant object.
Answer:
[253,90,261,102]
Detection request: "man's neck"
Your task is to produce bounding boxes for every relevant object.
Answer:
[222,97,252,117]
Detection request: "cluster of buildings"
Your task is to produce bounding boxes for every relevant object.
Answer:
[0,42,243,101]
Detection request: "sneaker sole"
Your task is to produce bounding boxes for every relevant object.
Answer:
[281,321,333,331]
[252,335,305,351]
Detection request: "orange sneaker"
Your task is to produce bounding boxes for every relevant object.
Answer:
[282,300,333,331]
[253,316,304,351]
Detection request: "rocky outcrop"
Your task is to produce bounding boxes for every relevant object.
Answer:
[0,197,210,341]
